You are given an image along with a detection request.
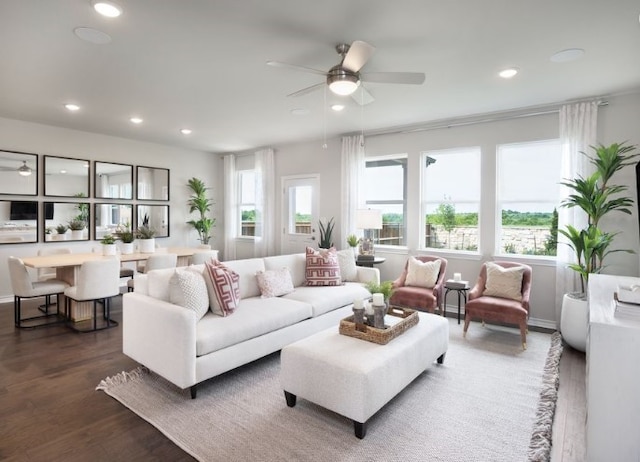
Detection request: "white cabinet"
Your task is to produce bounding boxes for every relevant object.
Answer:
[587,274,640,462]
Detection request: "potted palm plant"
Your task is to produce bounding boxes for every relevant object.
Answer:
[186,177,215,247]
[559,142,638,351]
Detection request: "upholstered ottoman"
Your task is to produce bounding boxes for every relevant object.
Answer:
[280,312,449,438]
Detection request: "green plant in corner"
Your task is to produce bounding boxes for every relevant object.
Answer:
[186,177,215,245]
[318,217,335,249]
[559,142,638,296]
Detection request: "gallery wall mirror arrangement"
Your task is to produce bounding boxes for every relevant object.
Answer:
[0,149,170,244]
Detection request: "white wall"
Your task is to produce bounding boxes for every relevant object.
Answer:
[0,117,222,299]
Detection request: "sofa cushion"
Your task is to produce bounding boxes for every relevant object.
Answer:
[195,297,312,356]
[256,267,295,298]
[146,267,178,302]
[222,258,265,299]
[405,257,441,289]
[283,282,371,317]
[169,268,210,320]
[264,253,306,287]
[337,249,358,282]
[483,262,524,301]
[305,247,342,286]
[204,260,241,316]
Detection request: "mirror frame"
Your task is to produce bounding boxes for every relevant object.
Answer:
[136,165,170,201]
[43,201,90,242]
[94,161,133,200]
[136,204,170,238]
[94,203,134,240]
[0,150,38,196]
[44,155,90,198]
[0,200,38,243]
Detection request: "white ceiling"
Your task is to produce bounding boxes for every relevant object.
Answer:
[1,1,639,154]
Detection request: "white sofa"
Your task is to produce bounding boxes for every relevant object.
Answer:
[122,253,379,398]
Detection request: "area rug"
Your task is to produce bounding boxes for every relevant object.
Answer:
[97,319,562,462]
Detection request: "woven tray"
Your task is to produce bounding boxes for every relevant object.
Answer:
[339,306,419,345]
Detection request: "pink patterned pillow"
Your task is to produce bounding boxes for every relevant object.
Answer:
[305,247,342,286]
[256,267,295,298]
[203,260,240,317]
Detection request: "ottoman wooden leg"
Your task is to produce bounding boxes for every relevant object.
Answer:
[284,391,297,407]
[354,421,367,439]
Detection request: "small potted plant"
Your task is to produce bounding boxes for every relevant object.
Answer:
[346,233,360,259]
[115,222,135,255]
[318,217,335,249]
[44,226,54,242]
[136,216,157,253]
[68,218,86,240]
[365,280,394,303]
[55,224,68,241]
[101,234,117,256]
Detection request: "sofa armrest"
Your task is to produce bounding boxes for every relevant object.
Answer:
[123,292,197,389]
[356,266,380,284]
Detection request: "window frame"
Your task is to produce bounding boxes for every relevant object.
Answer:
[238,169,257,239]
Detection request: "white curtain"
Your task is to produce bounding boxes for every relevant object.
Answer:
[223,154,237,261]
[555,101,598,326]
[341,134,366,248]
[255,148,275,257]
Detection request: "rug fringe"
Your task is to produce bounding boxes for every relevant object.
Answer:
[527,331,563,462]
[96,366,147,392]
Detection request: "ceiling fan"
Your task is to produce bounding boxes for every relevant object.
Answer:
[267,40,425,105]
[0,159,32,176]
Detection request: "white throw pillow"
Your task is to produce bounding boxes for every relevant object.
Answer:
[256,267,295,298]
[169,269,210,320]
[337,249,358,282]
[483,262,524,301]
[405,257,441,289]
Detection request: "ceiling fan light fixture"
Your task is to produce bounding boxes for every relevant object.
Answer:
[18,161,32,177]
[327,67,360,96]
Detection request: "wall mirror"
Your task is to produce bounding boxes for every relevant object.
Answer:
[137,204,169,238]
[94,203,133,240]
[44,156,90,198]
[44,202,90,242]
[0,150,38,196]
[137,166,169,201]
[0,200,38,243]
[95,162,133,199]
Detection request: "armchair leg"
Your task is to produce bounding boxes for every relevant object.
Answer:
[463,315,470,338]
[520,322,528,350]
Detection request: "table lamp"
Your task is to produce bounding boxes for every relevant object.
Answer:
[356,209,382,258]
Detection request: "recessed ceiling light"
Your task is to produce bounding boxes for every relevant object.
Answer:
[60,169,67,174]
[550,48,585,63]
[73,27,112,44]
[180,128,192,135]
[290,108,310,116]
[331,104,345,112]
[64,103,80,111]
[130,117,143,124]
[499,68,519,79]
[92,1,123,18]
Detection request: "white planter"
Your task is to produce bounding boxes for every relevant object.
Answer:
[120,242,134,255]
[139,238,155,253]
[45,234,53,242]
[560,292,588,352]
[102,244,117,256]
[71,230,84,240]
[54,233,67,241]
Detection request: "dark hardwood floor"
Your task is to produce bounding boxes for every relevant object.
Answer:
[1,295,586,461]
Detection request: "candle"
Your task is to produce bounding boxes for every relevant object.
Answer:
[353,298,364,309]
[453,272,462,282]
[365,302,374,315]
[372,293,384,306]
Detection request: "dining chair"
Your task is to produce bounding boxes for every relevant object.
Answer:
[64,258,121,333]
[127,253,178,292]
[191,250,219,265]
[37,247,72,308]
[8,256,70,329]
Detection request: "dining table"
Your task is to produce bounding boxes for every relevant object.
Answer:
[22,247,200,321]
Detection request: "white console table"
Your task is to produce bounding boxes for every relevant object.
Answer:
[587,274,640,461]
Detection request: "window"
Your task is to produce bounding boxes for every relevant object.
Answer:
[421,147,481,251]
[238,170,257,237]
[497,140,562,256]
[363,155,407,247]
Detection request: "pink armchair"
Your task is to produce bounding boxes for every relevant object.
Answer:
[463,261,532,349]
[389,256,447,314]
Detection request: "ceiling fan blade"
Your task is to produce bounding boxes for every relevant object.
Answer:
[266,61,327,76]
[351,86,375,106]
[361,72,426,85]
[342,40,375,73]
[287,82,325,98]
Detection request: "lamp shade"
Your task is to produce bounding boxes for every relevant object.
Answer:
[356,209,382,230]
